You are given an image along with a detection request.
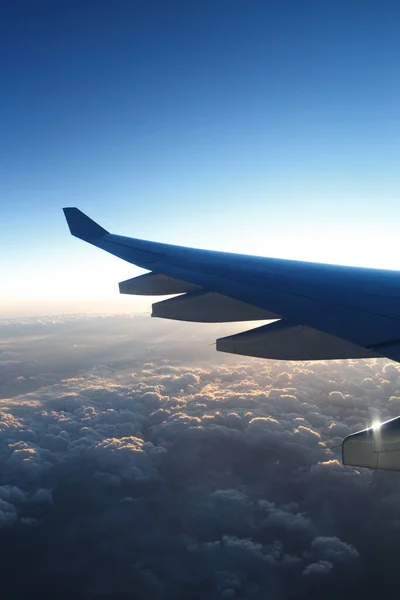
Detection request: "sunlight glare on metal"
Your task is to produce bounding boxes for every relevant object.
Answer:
[371,419,382,444]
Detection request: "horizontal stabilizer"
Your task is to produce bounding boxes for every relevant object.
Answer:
[63,208,109,241]
[216,320,377,360]
[119,273,201,296]
[152,291,278,323]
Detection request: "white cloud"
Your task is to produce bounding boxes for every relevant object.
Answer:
[0,315,399,598]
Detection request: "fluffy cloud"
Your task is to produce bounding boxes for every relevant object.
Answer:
[0,315,399,598]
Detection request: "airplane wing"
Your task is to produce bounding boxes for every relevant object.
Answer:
[63,208,400,362]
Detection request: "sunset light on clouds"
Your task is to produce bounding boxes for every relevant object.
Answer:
[2,1,400,597]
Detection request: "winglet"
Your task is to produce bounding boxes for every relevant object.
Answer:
[63,208,109,241]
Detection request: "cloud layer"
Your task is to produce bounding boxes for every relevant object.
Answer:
[1,315,400,598]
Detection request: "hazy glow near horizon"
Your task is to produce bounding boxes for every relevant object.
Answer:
[2,2,400,318]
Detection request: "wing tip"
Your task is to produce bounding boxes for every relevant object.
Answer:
[63,207,109,241]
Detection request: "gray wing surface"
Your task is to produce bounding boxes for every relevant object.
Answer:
[63,208,400,362]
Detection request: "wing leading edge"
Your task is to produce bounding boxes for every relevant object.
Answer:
[63,208,400,362]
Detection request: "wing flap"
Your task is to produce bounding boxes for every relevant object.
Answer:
[216,320,377,360]
[151,290,279,323]
[119,273,201,295]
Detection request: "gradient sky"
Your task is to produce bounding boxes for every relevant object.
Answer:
[2,0,400,317]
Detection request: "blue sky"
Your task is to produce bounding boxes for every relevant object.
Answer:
[2,0,400,316]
